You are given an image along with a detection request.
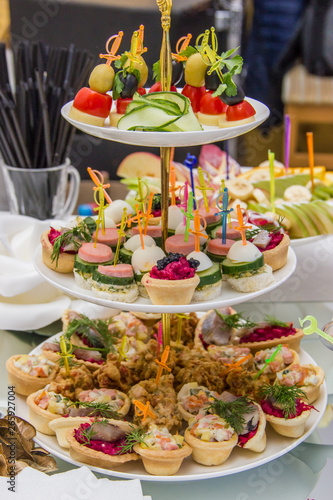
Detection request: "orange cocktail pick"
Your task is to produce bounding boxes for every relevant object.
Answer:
[189,210,208,252]
[155,346,171,385]
[169,164,177,206]
[306,132,315,193]
[235,204,251,246]
[93,184,108,245]
[99,32,123,66]
[172,33,192,62]
[133,400,156,423]
[223,353,253,375]
[87,167,112,204]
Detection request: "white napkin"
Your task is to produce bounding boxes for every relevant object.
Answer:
[0,466,145,500]
[0,213,117,331]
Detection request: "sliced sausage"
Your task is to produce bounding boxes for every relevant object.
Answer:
[199,206,221,226]
[97,263,134,278]
[165,234,196,256]
[207,238,235,256]
[216,220,240,240]
[93,228,124,247]
[78,242,113,263]
[132,225,162,238]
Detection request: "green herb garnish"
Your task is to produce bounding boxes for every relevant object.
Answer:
[64,315,116,355]
[79,423,97,446]
[214,310,257,330]
[51,218,95,265]
[178,45,197,60]
[207,396,255,435]
[259,383,307,419]
[264,315,289,328]
[117,425,147,455]
[65,400,122,419]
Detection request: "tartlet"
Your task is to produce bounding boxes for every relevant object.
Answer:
[49,416,95,448]
[184,414,238,466]
[261,233,290,271]
[275,364,325,404]
[253,346,300,381]
[26,388,70,435]
[41,230,75,273]
[177,382,220,422]
[141,272,200,305]
[67,419,140,469]
[264,406,311,438]
[6,354,57,396]
[237,402,267,453]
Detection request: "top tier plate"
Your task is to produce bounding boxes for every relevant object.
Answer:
[61,97,269,147]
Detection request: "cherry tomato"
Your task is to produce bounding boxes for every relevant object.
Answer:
[136,87,147,95]
[199,91,228,115]
[181,84,206,113]
[116,97,133,114]
[226,100,256,121]
[73,87,112,118]
[148,81,178,93]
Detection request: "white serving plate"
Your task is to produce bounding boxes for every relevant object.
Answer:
[61,97,269,148]
[33,245,297,313]
[16,341,327,482]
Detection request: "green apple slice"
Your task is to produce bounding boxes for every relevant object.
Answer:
[296,202,326,234]
[274,204,309,239]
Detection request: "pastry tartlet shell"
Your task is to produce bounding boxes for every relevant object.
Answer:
[262,233,290,272]
[133,442,192,475]
[26,389,66,435]
[237,402,267,453]
[275,364,325,404]
[6,355,57,396]
[41,230,75,274]
[184,429,238,466]
[142,273,200,305]
[264,407,311,438]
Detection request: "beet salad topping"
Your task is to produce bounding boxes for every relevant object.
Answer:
[151,253,199,280]
[239,324,296,344]
[250,232,284,252]
[74,423,128,455]
[261,399,315,419]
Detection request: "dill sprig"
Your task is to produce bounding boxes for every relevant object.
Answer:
[207,396,255,435]
[117,426,147,455]
[264,315,289,328]
[79,423,97,446]
[215,310,257,330]
[51,217,96,265]
[65,315,116,355]
[243,223,280,241]
[65,399,122,419]
[259,383,307,419]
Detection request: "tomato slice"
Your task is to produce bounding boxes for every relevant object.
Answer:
[148,81,178,93]
[116,97,133,114]
[181,84,206,113]
[199,91,228,115]
[137,87,147,95]
[73,87,112,118]
[226,100,256,121]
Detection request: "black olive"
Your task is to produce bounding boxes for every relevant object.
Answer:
[220,85,245,106]
[205,68,221,91]
[119,72,139,98]
[171,59,184,86]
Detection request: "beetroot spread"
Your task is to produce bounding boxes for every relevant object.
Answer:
[250,231,283,252]
[48,227,76,254]
[261,399,315,419]
[74,423,128,455]
[239,324,296,344]
[238,428,257,447]
[150,254,199,280]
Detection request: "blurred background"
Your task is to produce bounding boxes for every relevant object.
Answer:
[2,0,333,180]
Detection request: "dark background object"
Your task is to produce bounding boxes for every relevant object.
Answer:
[9,0,216,178]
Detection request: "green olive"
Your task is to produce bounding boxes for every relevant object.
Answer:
[89,64,115,93]
[184,52,209,88]
[123,55,148,88]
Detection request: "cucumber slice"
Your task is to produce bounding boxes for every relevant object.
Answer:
[197,262,222,287]
[222,255,264,275]
[134,271,148,283]
[92,270,134,286]
[74,255,114,274]
[142,91,189,113]
[119,247,133,264]
[206,251,226,263]
[118,106,181,132]
[205,220,221,236]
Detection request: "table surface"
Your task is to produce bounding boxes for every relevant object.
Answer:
[1,301,333,500]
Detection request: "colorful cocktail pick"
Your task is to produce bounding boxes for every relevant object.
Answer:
[179,181,189,226]
[144,192,154,235]
[135,177,149,214]
[235,204,251,246]
[59,335,75,376]
[197,167,213,213]
[154,321,163,355]
[184,153,197,208]
[175,313,188,345]
[133,400,156,423]
[87,167,112,204]
[253,344,282,380]
[155,346,171,385]
[169,164,178,206]
[113,208,127,266]
[135,203,145,250]
[99,31,123,65]
[181,191,195,242]
[299,315,333,344]
[118,334,129,362]
[225,140,230,180]
[215,187,233,244]
[268,150,275,213]
[306,132,315,193]
[223,353,253,376]
[189,210,208,252]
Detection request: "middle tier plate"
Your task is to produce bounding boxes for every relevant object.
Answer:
[61,97,269,147]
[34,246,296,313]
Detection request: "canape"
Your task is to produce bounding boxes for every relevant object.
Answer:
[253,346,300,381]
[177,382,220,422]
[133,425,192,475]
[26,387,71,435]
[6,354,57,396]
[184,414,238,466]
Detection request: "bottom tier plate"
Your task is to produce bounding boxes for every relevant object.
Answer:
[15,339,327,482]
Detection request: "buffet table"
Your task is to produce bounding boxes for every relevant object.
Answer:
[1,300,333,500]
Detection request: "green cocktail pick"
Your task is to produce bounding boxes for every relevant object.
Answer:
[299,315,333,344]
[253,344,282,380]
